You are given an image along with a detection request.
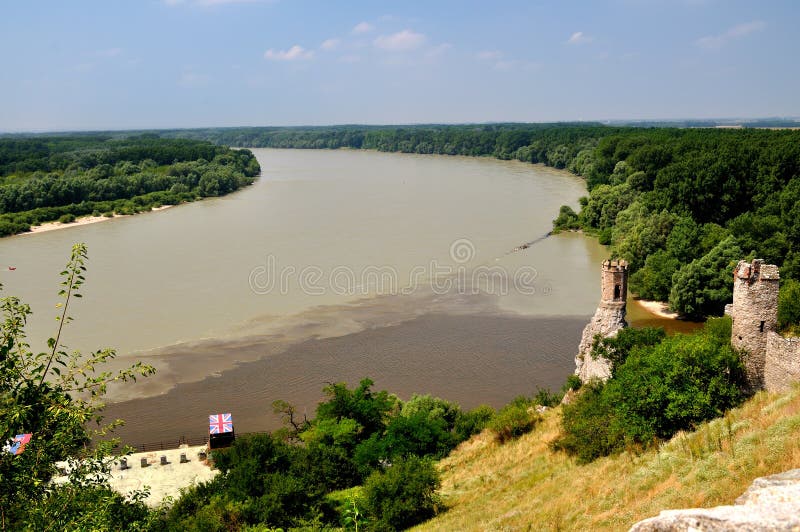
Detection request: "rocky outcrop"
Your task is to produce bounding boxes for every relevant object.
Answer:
[629,469,800,531]
[574,302,627,381]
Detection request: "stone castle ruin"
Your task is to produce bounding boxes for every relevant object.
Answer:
[728,259,800,392]
[575,257,800,392]
[574,259,628,381]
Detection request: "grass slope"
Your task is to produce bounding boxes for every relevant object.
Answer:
[416,385,800,531]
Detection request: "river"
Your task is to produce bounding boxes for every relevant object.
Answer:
[0,149,688,445]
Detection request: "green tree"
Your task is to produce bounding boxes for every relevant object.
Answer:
[778,278,800,333]
[0,243,155,528]
[363,456,441,531]
[669,236,744,318]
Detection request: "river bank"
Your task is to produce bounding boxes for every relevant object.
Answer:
[633,298,680,320]
[23,205,174,236]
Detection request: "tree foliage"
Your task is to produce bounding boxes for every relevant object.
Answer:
[0,243,155,529]
[0,136,259,236]
[556,317,747,463]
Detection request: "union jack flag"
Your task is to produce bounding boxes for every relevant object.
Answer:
[6,434,31,455]
[209,413,233,434]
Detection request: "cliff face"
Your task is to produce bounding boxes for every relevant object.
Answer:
[574,301,627,381]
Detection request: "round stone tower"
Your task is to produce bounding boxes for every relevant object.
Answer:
[575,259,629,381]
[731,259,780,390]
[600,259,629,308]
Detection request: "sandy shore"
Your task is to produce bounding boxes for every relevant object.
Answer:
[24,205,173,235]
[634,299,680,320]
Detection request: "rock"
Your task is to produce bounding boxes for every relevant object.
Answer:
[574,259,629,382]
[575,303,627,382]
[629,469,800,531]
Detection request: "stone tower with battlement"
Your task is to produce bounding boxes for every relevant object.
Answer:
[575,259,629,381]
[601,259,629,307]
[730,259,780,390]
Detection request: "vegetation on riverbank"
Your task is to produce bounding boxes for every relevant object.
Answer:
[0,135,260,236]
[3,243,797,531]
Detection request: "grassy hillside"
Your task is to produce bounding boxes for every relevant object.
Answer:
[416,385,800,531]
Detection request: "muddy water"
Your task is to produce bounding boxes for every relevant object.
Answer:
[0,149,688,445]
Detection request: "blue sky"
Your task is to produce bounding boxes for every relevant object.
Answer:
[1,0,798,131]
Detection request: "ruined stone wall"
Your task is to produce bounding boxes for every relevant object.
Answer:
[730,259,779,390]
[765,332,800,392]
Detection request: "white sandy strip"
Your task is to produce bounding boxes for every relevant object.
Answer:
[25,205,173,235]
[635,299,680,320]
[54,444,217,507]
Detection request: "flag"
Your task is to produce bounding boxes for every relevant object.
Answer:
[7,434,32,455]
[209,413,233,434]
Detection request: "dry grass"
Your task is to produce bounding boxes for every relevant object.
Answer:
[415,385,800,531]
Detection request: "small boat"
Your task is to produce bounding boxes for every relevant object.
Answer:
[8,266,16,270]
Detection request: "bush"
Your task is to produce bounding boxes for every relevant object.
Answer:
[778,278,800,333]
[552,205,580,231]
[488,396,540,444]
[453,405,495,442]
[363,456,441,531]
[556,318,747,462]
[589,326,666,376]
[58,213,76,223]
[533,387,562,408]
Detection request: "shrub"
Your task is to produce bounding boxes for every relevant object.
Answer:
[488,396,540,444]
[552,205,580,231]
[778,278,800,333]
[533,387,562,408]
[363,456,441,531]
[58,213,76,223]
[562,374,583,393]
[589,326,666,376]
[556,318,747,462]
[452,405,494,442]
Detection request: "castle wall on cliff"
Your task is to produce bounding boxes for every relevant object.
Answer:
[575,257,800,390]
[765,332,800,392]
[575,259,628,382]
[726,258,800,392]
[730,259,780,390]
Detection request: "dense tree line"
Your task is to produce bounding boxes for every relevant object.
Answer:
[554,128,800,319]
[161,124,800,321]
[0,135,260,236]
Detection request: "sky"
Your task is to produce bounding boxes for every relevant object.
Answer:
[1,0,798,131]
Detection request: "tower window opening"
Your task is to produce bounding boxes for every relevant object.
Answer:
[760,320,765,333]
[614,285,621,300]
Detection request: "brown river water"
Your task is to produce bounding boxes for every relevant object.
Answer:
[0,149,695,446]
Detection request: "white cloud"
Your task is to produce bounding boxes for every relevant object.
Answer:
[352,22,374,34]
[567,31,593,45]
[264,45,314,61]
[320,38,340,51]
[476,50,503,60]
[374,29,426,51]
[696,20,766,49]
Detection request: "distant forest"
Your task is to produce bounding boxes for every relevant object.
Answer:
[162,124,800,318]
[0,135,260,236]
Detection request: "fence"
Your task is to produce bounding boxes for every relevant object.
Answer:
[113,431,271,454]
